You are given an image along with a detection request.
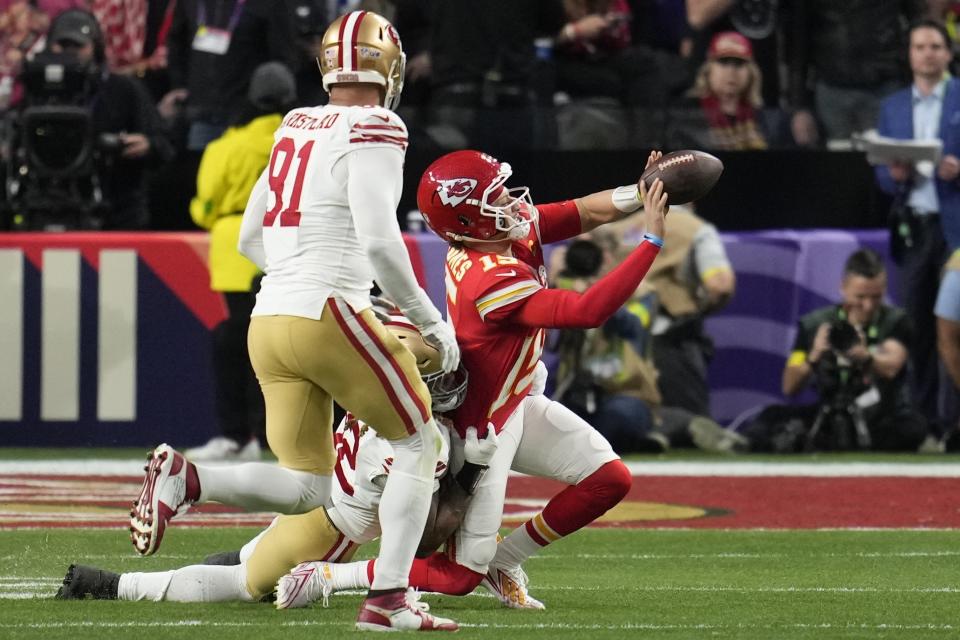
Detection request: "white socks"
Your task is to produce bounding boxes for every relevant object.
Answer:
[196,464,331,513]
[493,526,543,569]
[370,421,441,590]
[324,559,372,591]
[118,565,253,602]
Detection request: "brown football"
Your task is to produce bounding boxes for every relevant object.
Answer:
[640,150,723,205]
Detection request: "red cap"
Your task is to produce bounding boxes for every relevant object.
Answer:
[708,31,753,61]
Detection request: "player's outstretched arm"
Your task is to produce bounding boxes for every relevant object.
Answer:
[511,178,668,329]
[575,150,662,233]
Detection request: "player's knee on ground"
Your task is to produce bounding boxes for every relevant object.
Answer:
[244,509,354,599]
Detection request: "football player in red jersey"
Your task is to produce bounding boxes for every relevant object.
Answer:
[411,148,669,607]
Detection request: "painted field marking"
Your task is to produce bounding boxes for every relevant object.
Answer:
[0,621,955,632]
[3,459,960,477]
[5,464,960,530]
[528,550,960,560]
[8,570,960,601]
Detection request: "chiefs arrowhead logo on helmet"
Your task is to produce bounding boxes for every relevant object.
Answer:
[417,150,536,242]
[436,178,478,208]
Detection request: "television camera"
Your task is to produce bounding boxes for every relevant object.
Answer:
[1,51,120,231]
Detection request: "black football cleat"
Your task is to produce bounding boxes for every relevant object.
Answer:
[55,564,120,600]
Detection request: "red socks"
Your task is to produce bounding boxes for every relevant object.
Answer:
[526,460,632,544]
[407,552,484,596]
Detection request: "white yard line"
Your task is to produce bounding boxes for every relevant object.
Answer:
[528,549,960,560]
[2,459,960,477]
[5,577,960,601]
[0,620,955,632]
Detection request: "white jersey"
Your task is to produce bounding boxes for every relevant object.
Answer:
[246,104,408,319]
[328,414,449,545]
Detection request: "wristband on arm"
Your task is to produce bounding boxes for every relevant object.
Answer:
[612,184,643,213]
[642,232,664,247]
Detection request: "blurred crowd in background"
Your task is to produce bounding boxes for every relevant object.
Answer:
[2,1,952,231]
[3,0,960,457]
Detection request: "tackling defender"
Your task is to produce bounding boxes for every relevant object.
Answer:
[129,11,460,632]
[58,319,480,620]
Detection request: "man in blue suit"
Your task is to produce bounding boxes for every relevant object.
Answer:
[875,19,959,444]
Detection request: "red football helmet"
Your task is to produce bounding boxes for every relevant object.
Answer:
[416,150,536,242]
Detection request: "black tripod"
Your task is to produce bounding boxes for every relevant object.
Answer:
[805,395,871,451]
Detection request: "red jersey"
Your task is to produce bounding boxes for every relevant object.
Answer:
[446,201,582,436]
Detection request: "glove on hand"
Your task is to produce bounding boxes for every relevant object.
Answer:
[464,423,498,466]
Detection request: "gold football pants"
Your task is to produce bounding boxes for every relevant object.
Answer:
[245,508,358,599]
[248,298,433,475]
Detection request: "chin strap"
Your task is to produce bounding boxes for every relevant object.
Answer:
[447,232,507,244]
[447,221,529,244]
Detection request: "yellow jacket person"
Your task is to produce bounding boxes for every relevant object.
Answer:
[186,61,296,461]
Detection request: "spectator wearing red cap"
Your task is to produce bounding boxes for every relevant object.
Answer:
[686,0,782,110]
[681,31,768,150]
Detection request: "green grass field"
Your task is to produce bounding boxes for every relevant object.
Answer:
[3,527,959,640]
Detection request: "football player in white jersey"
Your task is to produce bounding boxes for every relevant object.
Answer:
[129,10,461,632]
[59,319,477,631]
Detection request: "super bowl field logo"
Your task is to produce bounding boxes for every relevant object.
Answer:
[4,466,958,529]
[0,472,723,529]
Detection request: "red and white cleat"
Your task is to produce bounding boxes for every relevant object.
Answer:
[129,444,193,556]
[480,563,545,610]
[356,588,458,632]
[276,561,333,610]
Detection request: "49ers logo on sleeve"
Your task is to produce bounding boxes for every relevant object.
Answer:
[436,178,478,207]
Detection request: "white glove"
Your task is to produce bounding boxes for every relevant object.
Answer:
[529,360,548,396]
[420,320,460,373]
[464,423,498,466]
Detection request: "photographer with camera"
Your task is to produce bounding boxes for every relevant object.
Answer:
[742,249,927,452]
[550,235,747,454]
[550,237,665,453]
[13,9,173,229]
